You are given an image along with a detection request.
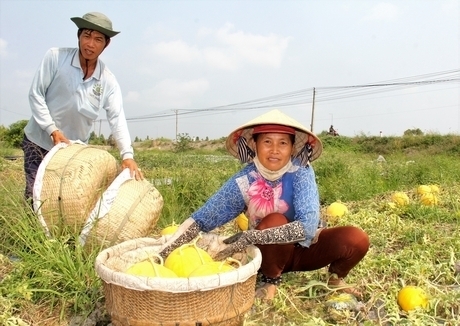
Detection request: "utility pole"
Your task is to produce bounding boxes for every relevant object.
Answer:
[310,88,316,132]
[175,110,178,141]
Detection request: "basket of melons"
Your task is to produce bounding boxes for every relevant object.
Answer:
[95,233,262,326]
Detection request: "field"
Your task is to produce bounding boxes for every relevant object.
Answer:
[1,135,459,325]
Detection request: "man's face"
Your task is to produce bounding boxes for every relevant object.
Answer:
[78,29,108,60]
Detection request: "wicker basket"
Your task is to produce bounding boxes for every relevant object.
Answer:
[95,235,262,326]
[80,169,164,249]
[33,142,118,235]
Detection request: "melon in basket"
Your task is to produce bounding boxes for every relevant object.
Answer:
[95,234,262,326]
[164,240,214,277]
[79,168,164,249]
[126,253,177,278]
[33,142,118,236]
[188,257,240,277]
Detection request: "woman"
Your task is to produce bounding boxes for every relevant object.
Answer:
[159,109,369,300]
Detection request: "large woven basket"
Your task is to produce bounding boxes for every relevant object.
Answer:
[80,169,164,249]
[33,142,118,235]
[95,234,262,326]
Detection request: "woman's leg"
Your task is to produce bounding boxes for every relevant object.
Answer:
[289,226,369,297]
[288,226,369,278]
[255,213,369,298]
[254,213,295,299]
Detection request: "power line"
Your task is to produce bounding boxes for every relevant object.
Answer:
[95,69,459,123]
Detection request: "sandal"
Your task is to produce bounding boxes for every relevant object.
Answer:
[327,274,363,299]
[255,283,277,300]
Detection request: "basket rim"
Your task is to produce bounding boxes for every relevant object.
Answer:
[95,235,262,293]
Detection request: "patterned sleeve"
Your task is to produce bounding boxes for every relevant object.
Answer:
[292,165,320,247]
[191,169,248,232]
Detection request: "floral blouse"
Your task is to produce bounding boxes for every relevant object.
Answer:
[191,159,321,247]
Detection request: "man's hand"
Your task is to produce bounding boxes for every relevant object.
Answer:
[50,130,70,145]
[122,158,144,180]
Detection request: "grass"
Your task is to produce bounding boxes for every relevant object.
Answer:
[0,135,459,325]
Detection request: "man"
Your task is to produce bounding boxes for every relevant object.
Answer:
[22,12,143,202]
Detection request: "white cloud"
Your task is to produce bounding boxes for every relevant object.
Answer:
[202,47,239,70]
[0,38,8,57]
[212,23,290,68]
[124,91,140,103]
[441,0,459,18]
[152,23,291,70]
[152,40,201,63]
[140,78,210,110]
[364,2,400,21]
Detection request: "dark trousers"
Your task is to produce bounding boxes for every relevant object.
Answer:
[21,135,49,201]
[256,213,369,279]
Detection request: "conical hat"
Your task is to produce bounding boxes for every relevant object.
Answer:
[225,109,322,162]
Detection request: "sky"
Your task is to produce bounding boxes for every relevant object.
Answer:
[0,0,459,141]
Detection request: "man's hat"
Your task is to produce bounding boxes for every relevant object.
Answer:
[71,12,120,38]
[226,109,323,164]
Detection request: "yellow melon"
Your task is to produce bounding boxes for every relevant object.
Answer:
[235,213,249,231]
[125,255,177,278]
[420,193,438,206]
[397,286,428,312]
[326,202,348,217]
[416,185,432,196]
[160,223,179,235]
[391,192,409,206]
[189,257,241,277]
[189,261,234,277]
[164,242,214,277]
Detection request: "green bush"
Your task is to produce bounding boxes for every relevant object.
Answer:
[4,120,28,148]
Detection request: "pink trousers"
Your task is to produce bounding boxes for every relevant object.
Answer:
[255,213,369,280]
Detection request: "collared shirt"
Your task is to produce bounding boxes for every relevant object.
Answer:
[25,47,133,159]
[191,160,321,247]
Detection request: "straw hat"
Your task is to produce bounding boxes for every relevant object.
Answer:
[225,109,323,164]
[71,12,120,38]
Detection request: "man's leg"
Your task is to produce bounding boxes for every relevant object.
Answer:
[21,135,48,204]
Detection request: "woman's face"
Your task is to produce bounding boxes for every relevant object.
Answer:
[255,133,294,171]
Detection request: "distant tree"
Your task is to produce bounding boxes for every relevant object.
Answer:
[404,128,423,136]
[89,132,107,145]
[195,136,200,142]
[205,136,209,141]
[107,134,116,148]
[0,125,7,141]
[4,120,28,148]
[134,136,140,142]
[89,131,98,144]
[146,135,150,140]
[173,133,193,152]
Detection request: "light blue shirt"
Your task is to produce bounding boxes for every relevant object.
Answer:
[25,47,133,159]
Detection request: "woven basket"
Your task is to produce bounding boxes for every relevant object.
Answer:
[95,235,262,326]
[80,169,164,249]
[33,143,118,235]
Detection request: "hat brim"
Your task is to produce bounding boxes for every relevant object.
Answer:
[71,17,119,38]
[225,109,323,162]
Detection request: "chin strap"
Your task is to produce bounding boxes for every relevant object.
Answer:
[214,221,306,261]
[158,218,200,258]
